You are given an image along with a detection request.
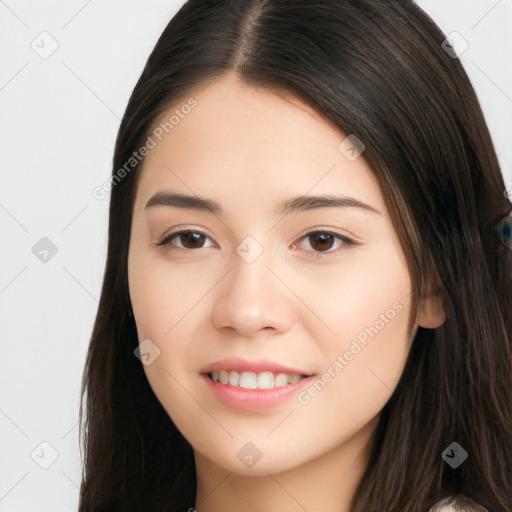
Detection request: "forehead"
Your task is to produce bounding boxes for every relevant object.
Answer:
[133,72,384,216]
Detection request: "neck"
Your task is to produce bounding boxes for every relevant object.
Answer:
[193,416,377,512]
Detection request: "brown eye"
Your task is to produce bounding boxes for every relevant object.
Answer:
[155,230,214,249]
[308,232,336,252]
[296,230,356,258]
[178,232,207,249]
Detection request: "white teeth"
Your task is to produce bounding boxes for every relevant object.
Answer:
[239,371,257,389]
[228,371,239,386]
[209,370,308,389]
[257,371,274,389]
[274,373,288,387]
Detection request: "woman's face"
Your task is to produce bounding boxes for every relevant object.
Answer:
[127,72,426,476]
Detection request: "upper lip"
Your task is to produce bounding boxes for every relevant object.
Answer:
[200,357,314,376]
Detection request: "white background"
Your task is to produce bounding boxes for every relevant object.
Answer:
[0,1,511,510]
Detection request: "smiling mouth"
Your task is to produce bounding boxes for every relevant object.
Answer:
[207,370,312,390]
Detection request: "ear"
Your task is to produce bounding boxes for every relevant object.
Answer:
[416,289,447,329]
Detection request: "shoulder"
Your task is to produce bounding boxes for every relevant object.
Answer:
[428,494,489,512]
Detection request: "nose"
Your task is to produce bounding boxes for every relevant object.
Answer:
[211,247,295,338]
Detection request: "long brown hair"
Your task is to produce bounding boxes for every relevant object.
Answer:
[78,1,512,510]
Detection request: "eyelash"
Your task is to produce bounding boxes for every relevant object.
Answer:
[154,229,358,258]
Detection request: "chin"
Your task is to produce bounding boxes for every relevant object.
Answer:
[195,442,308,477]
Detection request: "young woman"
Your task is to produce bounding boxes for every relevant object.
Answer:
[79,1,512,511]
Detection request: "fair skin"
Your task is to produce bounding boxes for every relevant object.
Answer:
[127,71,445,512]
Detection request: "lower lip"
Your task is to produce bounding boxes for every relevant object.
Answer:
[201,373,315,410]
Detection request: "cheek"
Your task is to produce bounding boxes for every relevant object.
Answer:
[295,243,412,411]
[293,240,411,345]
[128,254,214,400]
[129,253,211,337]
[309,300,411,411]
[128,256,204,437]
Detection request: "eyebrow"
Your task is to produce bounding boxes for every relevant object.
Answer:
[144,191,381,216]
